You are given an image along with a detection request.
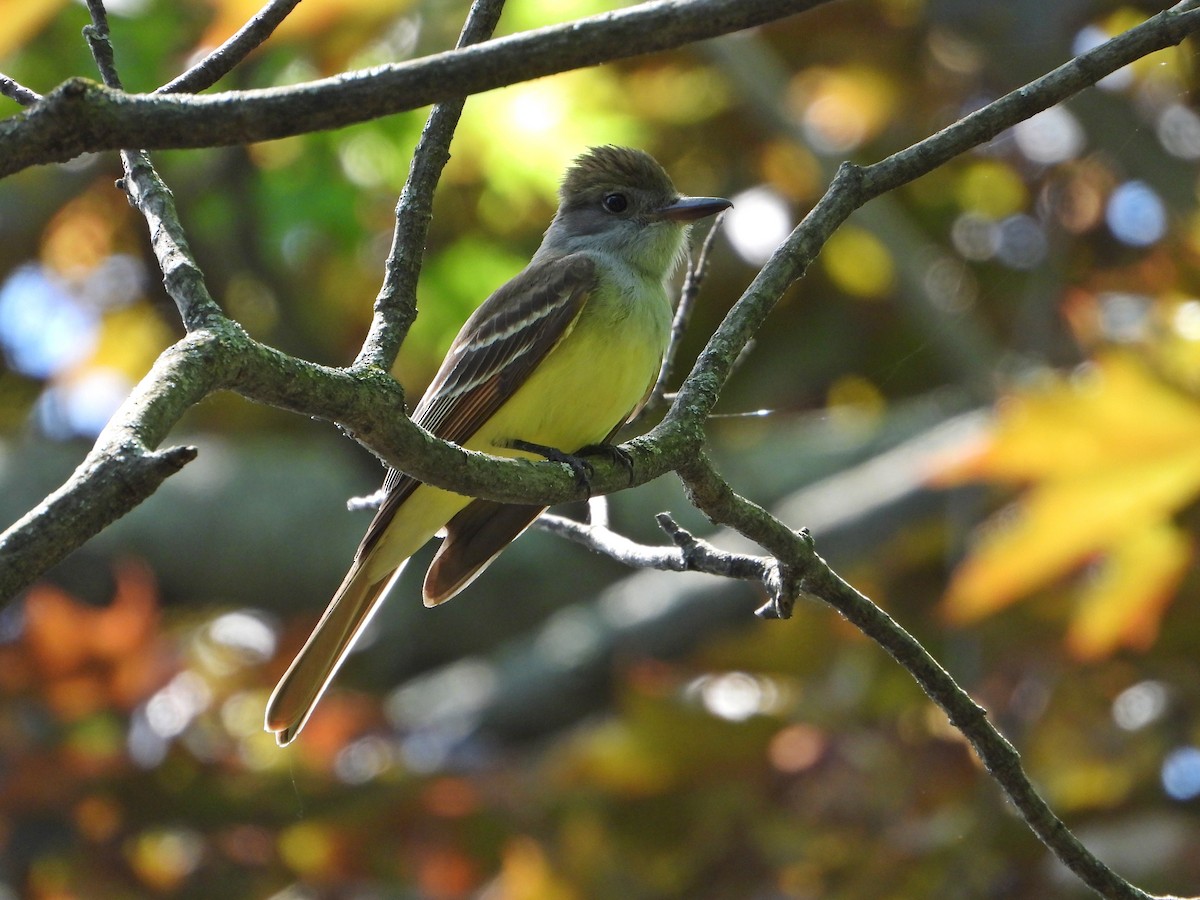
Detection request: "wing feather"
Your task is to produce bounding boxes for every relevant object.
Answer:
[358,253,596,557]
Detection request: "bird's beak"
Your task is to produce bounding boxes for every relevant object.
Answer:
[654,195,733,222]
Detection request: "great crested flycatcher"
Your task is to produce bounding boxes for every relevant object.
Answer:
[265,146,731,745]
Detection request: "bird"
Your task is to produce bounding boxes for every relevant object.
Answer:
[265,146,731,745]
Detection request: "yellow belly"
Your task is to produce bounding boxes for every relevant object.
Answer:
[364,283,670,579]
[469,302,667,455]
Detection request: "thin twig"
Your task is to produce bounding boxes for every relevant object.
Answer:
[0,74,41,106]
[535,509,776,583]
[659,2,1200,443]
[83,0,227,331]
[157,0,303,94]
[537,511,689,571]
[5,1,1199,593]
[82,0,123,90]
[676,453,1167,900]
[642,212,726,417]
[355,0,508,372]
[119,150,228,330]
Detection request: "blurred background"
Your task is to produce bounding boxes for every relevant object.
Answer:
[2,0,1200,896]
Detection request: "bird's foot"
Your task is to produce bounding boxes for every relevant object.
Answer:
[575,442,635,485]
[508,439,595,495]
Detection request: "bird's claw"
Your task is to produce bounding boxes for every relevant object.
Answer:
[508,439,596,495]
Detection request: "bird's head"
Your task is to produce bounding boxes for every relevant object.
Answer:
[538,146,731,278]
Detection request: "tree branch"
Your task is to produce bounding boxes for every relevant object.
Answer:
[7,0,1200,608]
[674,454,1168,900]
[0,334,219,598]
[83,0,228,332]
[654,1,1200,445]
[0,0,830,178]
[537,508,776,582]
[0,73,41,106]
[157,0,303,95]
[354,0,508,371]
[82,0,123,90]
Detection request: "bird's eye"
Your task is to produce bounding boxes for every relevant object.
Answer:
[602,192,628,213]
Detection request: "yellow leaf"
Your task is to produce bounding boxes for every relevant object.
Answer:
[937,352,1200,484]
[0,0,67,58]
[1066,523,1192,660]
[944,449,1200,622]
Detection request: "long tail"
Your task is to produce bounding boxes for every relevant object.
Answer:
[264,557,406,746]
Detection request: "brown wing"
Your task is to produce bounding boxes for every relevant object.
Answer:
[421,403,646,605]
[422,500,546,605]
[358,253,596,557]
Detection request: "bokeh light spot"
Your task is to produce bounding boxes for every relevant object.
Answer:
[126,828,204,892]
[1013,106,1085,165]
[1157,104,1200,160]
[822,226,894,298]
[37,369,131,440]
[797,67,896,154]
[1096,292,1151,343]
[0,265,97,378]
[1106,180,1166,247]
[950,213,999,261]
[1112,680,1168,731]
[723,186,792,265]
[690,672,780,722]
[1172,300,1200,340]
[956,160,1027,219]
[995,214,1047,269]
[768,724,826,773]
[208,610,277,663]
[334,735,394,784]
[1161,746,1200,801]
[924,256,978,313]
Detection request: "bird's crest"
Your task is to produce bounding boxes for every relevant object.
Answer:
[560,145,677,200]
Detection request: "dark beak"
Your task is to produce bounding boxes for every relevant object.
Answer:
[654,195,733,223]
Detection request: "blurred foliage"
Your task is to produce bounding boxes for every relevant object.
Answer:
[3,0,1200,898]
[938,352,1200,659]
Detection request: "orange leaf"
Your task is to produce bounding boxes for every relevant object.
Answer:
[92,560,160,660]
[23,583,94,677]
[21,560,169,715]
